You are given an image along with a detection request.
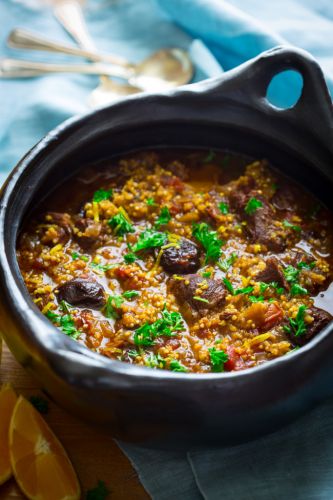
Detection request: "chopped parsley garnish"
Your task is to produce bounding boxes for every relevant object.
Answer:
[46,310,81,339]
[208,347,228,372]
[259,281,284,295]
[169,359,187,372]
[145,353,166,369]
[192,222,224,264]
[290,283,308,296]
[29,395,49,414]
[93,189,113,203]
[86,480,110,500]
[108,210,134,236]
[72,252,89,262]
[122,290,139,299]
[217,252,237,272]
[297,261,315,270]
[155,206,171,228]
[127,349,139,358]
[123,252,137,264]
[219,202,229,215]
[146,197,156,206]
[90,262,114,273]
[104,295,124,319]
[223,278,254,296]
[283,305,307,337]
[244,197,263,215]
[134,306,184,347]
[283,265,300,284]
[193,296,209,304]
[283,219,301,232]
[203,150,216,163]
[132,229,168,252]
[249,295,265,303]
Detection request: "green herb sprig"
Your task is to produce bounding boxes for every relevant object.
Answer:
[93,189,113,203]
[283,305,307,337]
[223,278,254,296]
[192,222,224,264]
[155,206,171,228]
[134,306,184,347]
[244,197,263,215]
[208,347,229,372]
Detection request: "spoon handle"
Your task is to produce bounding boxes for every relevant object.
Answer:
[8,29,105,63]
[0,58,128,79]
[52,0,129,67]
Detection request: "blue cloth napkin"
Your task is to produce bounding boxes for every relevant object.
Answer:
[2,1,333,499]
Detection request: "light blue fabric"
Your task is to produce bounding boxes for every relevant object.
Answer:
[0,0,222,185]
[1,1,333,499]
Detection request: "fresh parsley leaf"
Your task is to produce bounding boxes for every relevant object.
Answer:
[169,359,187,372]
[193,296,209,303]
[46,310,81,339]
[203,150,216,163]
[283,265,300,284]
[104,295,124,319]
[208,347,228,372]
[72,252,89,262]
[90,262,114,272]
[244,197,263,215]
[283,305,307,337]
[202,271,212,278]
[290,283,308,296]
[124,252,137,264]
[155,206,171,228]
[283,219,301,232]
[93,189,113,203]
[219,202,229,215]
[259,281,284,296]
[146,197,156,206]
[249,295,265,303]
[122,290,139,299]
[217,252,237,272]
[134,306,184,347]
[223,278,254,296]
[86,480,110,500]
[108,211,134,236]
[297,261,316,270]
[132,229,168,252]
[127,349,139,358]
[192,222,224,264]
[145,353,166,369]
[29,395,49,414]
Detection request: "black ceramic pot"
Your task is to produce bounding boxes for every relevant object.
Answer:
[1,46,333,449]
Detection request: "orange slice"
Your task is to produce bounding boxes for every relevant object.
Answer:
[0,383,17,485]
[9,396,80,500]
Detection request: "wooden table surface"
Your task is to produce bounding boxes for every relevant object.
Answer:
[0,341,149,500]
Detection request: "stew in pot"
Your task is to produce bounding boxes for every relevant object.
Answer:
[17,150,333,373]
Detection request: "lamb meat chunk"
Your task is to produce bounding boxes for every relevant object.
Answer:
[169,274,226,318]
[57,278,106,309]
[256,256,289,289]
[158,238,201,274]
[286,306,333,346]
[44,212,72,243]
[73,216,102,249]
[230,191,286,252]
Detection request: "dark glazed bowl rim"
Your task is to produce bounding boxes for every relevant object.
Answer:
[1,45,333,387]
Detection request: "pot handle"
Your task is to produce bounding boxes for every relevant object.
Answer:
[219,46,333,147]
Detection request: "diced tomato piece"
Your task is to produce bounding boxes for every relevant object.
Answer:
[262,303,284,330]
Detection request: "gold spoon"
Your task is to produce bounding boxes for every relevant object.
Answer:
[8,29,194,92]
